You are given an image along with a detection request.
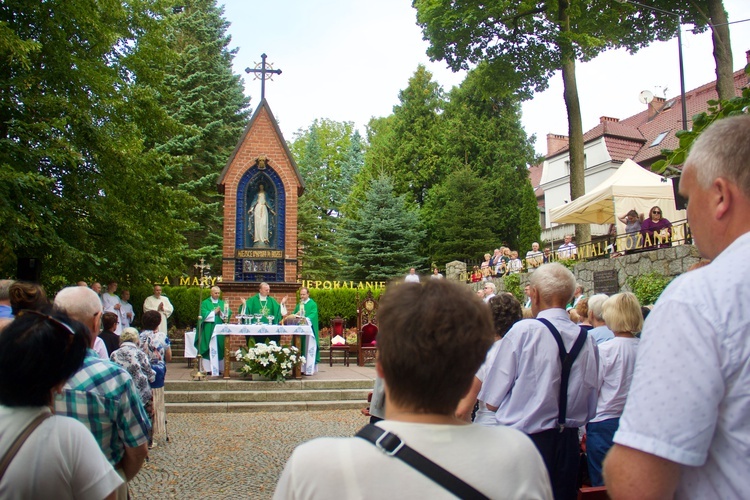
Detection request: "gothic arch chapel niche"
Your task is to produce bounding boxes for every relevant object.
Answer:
[246,175,278,248]
[234,159,287,282]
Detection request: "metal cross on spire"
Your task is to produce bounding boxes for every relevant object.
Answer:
[245,53,282,101]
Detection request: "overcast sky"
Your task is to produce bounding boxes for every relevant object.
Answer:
[220,0,750,156]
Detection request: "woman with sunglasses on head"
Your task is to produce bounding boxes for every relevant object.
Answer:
[0,310,123,499]
[640,205,672,250]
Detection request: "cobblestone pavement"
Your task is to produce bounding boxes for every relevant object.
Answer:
[129,410,365,499]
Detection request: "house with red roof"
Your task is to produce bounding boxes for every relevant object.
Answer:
[536,51,749,244]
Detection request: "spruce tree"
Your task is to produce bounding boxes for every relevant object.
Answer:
[341,175,424,281]
[158,0,250,269]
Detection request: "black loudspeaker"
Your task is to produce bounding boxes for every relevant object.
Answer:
[17,257,42,283]
[672,177,687,211]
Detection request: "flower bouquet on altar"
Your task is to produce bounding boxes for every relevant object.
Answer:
[235,339,305,382]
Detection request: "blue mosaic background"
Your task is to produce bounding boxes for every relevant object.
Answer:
[234,166,286,282]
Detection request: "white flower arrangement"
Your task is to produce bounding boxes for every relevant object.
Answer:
[235,339,305,382]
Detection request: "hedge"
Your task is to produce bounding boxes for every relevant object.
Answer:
[307,287,384,329]
[124,285,384,332]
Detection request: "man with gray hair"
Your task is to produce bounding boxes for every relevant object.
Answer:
[480,262,598,499]
[482,281,496,303]
[587,294,613,344]
[0,279,14,318]
[605,115,750,498]
[54,286,150,498]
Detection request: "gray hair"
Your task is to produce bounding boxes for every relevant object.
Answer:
[54,286,102,324]
[120,327,140,344]
[530,263,576,305]
[0,280,14,301]
[588,294,609,321]
[685,115,750,197]
[484,282,496,293]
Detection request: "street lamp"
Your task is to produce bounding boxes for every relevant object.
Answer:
[617,0,688,131]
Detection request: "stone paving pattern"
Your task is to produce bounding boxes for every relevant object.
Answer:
[130,409,367,499]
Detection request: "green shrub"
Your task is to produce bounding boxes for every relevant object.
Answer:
[309,287,384,328]
[627,272,673,306]
[503,274,524,303]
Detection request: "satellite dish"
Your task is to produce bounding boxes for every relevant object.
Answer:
[639,90,654,104]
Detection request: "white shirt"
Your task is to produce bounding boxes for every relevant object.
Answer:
[404,273,420,283]
[0,407,123,499]
[483,293,495,303]
[589,325,614,344]
[474,340,502,426]
[591,336,639,423]
[614,232,750,499]
[508,258,523,274]
[274,420,552,499]
[557,242,577,259]
[119,300,134,331]
[101,292,121,334]
[143,295,174,335]
[479,308,599,433]
[93,336,108,360]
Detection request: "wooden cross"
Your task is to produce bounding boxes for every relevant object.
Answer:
[245,53,282,101]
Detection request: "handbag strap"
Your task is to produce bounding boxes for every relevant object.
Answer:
[0,411,52,481]
[537,318,588,431]
[356,424,489,500]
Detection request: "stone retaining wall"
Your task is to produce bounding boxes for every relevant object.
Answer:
[459,244,702,296]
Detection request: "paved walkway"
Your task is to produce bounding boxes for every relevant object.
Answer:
[130,363,376,499]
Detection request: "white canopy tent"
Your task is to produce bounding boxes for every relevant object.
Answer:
[548,159,686,231]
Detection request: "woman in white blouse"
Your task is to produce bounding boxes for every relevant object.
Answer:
[586,292,643,486]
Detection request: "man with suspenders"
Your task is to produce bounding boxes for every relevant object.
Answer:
[480,263,599,500]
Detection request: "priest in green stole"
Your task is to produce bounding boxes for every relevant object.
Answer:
[293,287,319,364]
[196,286,231,373]
[242,282,287,345]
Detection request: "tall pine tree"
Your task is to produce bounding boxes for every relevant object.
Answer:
[158,0,250,269]
[341,175,424,281]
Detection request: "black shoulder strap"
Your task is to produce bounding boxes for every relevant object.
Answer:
[537,318,588,430]
[356,424,489,500]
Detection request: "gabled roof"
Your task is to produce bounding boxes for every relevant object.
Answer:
[528,163,545,206]
[217,98,305,193]
[546,66,748,167]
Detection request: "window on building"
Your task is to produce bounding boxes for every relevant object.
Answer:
[650,131,669,147]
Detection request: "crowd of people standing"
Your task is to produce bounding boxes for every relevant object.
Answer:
[0,279,174,498]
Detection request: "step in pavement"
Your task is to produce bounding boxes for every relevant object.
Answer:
[164,360,376,413]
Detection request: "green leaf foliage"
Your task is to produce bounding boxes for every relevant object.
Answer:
[307,287,384,328]
[341,175,425,281]
[503,273,524,303]
[0,0,194,286]
[289,120,362,279]
[357,65,445,207]
[627,272,673,306]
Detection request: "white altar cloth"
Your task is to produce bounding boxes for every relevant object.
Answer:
[209,324,316,377]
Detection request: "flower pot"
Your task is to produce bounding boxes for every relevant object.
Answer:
[251,373,273,381]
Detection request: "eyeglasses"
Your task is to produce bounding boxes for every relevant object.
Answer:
[17,309,76,336]
[652,211,661,215]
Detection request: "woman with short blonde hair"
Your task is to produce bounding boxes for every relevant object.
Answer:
[586,292,643,486]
